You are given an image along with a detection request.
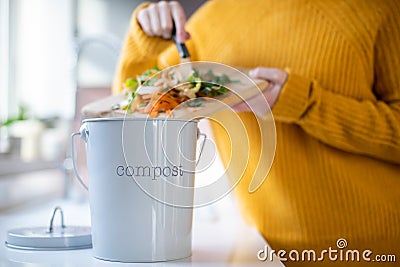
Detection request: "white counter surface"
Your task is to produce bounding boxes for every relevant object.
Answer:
[0,194,283,267]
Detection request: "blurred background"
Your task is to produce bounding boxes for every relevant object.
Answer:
[0,0,207,210]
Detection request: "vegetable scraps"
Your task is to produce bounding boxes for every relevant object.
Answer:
[118,67,238,118]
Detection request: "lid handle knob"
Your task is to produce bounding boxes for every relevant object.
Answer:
[48,206,66,233]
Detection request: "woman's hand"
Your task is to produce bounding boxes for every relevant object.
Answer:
[234,67,288,113]
[137,1,190,43]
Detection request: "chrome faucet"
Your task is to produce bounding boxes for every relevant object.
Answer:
[63,34,122,199]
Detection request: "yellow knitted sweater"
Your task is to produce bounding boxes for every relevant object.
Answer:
[112,1,400,266]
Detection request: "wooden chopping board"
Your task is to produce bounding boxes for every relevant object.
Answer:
[81,67,270,119]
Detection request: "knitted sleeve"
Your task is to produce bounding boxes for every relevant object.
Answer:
[272,3,400,164]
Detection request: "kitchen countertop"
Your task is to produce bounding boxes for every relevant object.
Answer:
[0,194,283,267]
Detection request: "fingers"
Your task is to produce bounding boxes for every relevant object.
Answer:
[249,67,288,86]
[169,1,189,42]
[237,67,288,110]
[233,86,278,113]
[137,1,190,42]
[147,3,162,37]
[158,1,173,39]
[137,8,153,36]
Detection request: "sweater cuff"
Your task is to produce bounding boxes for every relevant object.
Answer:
[272,69,314,123]
[128,2,171,57]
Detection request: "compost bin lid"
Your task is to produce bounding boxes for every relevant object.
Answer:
[5,207,92,251]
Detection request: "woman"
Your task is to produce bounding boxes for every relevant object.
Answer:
[112,1,400,266]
